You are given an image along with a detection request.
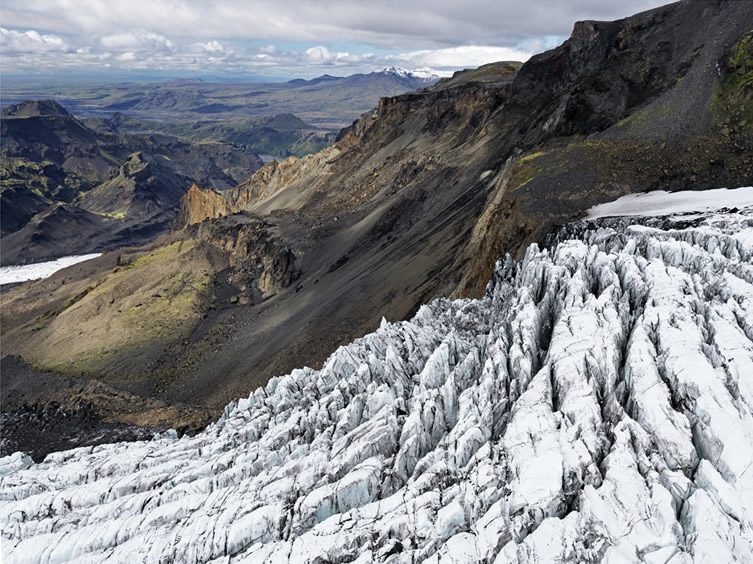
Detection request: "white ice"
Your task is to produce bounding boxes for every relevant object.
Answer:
[0,254,102,285]
[586,185,753,218]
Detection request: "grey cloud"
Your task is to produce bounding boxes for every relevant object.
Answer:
[0,0,671,77]
[3,0,670,47]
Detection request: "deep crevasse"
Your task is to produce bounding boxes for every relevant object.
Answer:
[1,208,753,563]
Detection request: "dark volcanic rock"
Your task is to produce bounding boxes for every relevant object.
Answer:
[0,104,263,264]
[192,213,300,298]
[1,99,70,118]
[0,356,212,461]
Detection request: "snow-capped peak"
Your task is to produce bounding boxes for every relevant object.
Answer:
[380,66,441,82]
[380,65,412,77]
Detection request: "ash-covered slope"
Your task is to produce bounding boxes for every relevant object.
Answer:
[161,0,752,401]
[3,204,753,563]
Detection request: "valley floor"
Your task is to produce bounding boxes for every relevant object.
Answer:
[1,200,752,562]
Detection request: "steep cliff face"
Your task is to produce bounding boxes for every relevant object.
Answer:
[175,184,233,227]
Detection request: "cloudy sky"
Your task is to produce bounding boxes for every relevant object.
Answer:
[1,0,670,81]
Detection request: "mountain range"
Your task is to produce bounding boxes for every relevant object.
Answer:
[0,100,263,265]
[2,67,441,131]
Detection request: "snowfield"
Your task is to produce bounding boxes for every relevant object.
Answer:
[2,205,753,563]
[0,254,102,286]
[586,185,753,219]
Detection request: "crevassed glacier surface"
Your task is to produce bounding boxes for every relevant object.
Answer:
[2,208,753,563]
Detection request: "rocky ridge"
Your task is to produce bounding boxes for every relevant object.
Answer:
[0,101,263,264]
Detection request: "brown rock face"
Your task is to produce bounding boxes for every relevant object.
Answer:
[176,184,233,227]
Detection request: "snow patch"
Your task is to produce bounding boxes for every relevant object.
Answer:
[0,254,102,285]
[586,186,753,219]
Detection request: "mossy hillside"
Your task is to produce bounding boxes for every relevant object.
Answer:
[75,177,133,218]
[506,150,546,190]
[0,157,93,201]
[23,240,213,377]
[0,158,53,196]
[714,32,753,126]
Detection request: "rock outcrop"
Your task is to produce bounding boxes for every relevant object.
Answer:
[192,214,299,299]
[175,184,233,227]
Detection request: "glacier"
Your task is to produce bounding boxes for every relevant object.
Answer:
[0,254,102,286]
[586,186,753,220]
[1,204,753,563]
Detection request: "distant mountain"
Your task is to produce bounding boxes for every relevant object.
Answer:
[95,69,439,117]
[1,68,444,131]
[1,99,71,118]
[84,112,335,159]
[379,65,442,85]
[290,67,440,91]
[0,100,263,263]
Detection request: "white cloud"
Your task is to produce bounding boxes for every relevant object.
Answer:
[388,45,533,71]
[0,33,528,77]
[304,45,334,63]
[301,45,374,67]
[0,0,671,78]
[0,27,70,52]
[198,40,225,53]
[100,29,175,51]
[1,0,669,46]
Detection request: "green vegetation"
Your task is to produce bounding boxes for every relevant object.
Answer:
[125,269,210,340]
[129,240,196,268]
[508,151,546,190]
[713,32,753,126]
[0,157,92,201]
[518,151,545,164]
[27,240,212,377]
